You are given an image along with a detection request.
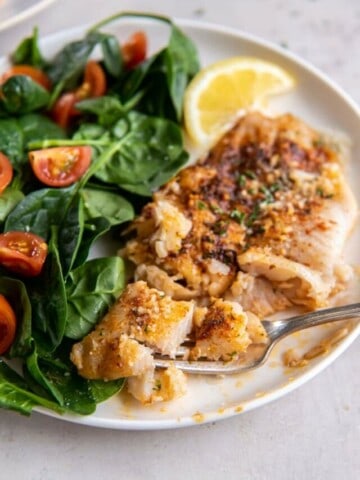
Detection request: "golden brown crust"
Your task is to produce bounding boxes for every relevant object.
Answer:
[123,112,349,301]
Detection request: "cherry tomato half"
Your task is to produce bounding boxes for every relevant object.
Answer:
[0,231,48,277]
[51,92,79,129]
[0,294,17,355]
[1,65,51,90]
[51,62,106,129]
[80,61,106,98]
[0,152,13,194]
[122,31,147,69]
[29,146,92,187]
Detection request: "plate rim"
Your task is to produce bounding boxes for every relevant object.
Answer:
[2,16,359,430]
[0,0,56,33]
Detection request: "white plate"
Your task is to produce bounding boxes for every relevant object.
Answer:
[1,17,359,430]
[0,0,56,32]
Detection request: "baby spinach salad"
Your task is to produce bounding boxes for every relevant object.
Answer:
[0,12,200,416]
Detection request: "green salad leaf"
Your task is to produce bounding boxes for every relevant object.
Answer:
[11,27,45,68]
[0,277,32,358]
[65,256,125,339]
[29,229,67,353]
[0,360,64,416]
[76,111,188,195]
[0,76,50,114]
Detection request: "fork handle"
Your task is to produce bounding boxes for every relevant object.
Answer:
[266,303,360,340]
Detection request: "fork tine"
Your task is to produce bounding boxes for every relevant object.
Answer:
[154,357,261,375]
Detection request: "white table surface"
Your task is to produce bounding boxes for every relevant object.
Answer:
[0,1,359,479]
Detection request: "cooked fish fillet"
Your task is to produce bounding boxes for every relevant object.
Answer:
[124,112,357,309]
[72,111,357,404]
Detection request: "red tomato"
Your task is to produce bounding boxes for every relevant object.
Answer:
[51,61,106,128]
[1,65,51,90]
[51,92,79,129]
[29,146,92,187]
[81,61,106,98]
[0,231,48,277]
[0,152,13,194]
[122,31,147,69]
[0,294,17,355]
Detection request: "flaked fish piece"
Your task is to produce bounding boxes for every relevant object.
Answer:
[226,271,290,317]
[71,281,194,383]
[111,281,194,357]
[152,200,192,258]
[127,365,187,404]
[191,299,265,361]
[237,248,332,308]
[135,264,198,300]
[71,334,154,381]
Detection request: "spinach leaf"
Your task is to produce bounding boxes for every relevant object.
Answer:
[0,118,24,168]
[26,349,124,414]
[120,56,156,101]
[120,23,199,121]
[58,194,84,276]
[0,76,50,114]
[0,360,64,416]
[72,217,111,269]
[5,186,75,240]
[30,230,67,353]
[0,188,24,223]
[164,25,200,120]
[46,29,122,91]
[75,96,126,127]
[88,377,125,404]
[168,24,200,78]
[25,345,64,404]
[11,27,45,68]
[22,342,124,414]
[94,112,188,195]
[0,115,65,170]
[88,31,123,78]
[65,256,125,339]
[46,33,100,92]
[0,277,32,358]
[81,188,134,226]
[19,113,66,144]
[32,356,96,414]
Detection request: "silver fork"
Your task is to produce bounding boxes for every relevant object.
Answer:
[154,303,360,375]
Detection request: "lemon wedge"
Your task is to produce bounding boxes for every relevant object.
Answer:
[184,57,295,145]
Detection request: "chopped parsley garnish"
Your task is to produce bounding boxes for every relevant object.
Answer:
[312,138,325,148]
[230,209,246,224]
[244,170,257,179]
[246,203,261,226]
[259,185,274,203]
[212,220,229,235]
[153,380,162,391]
[237,174,246,187]
[316,187,334,199]
[197,200,207,210]
[210,204,224,215]
[269,182,282,193]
